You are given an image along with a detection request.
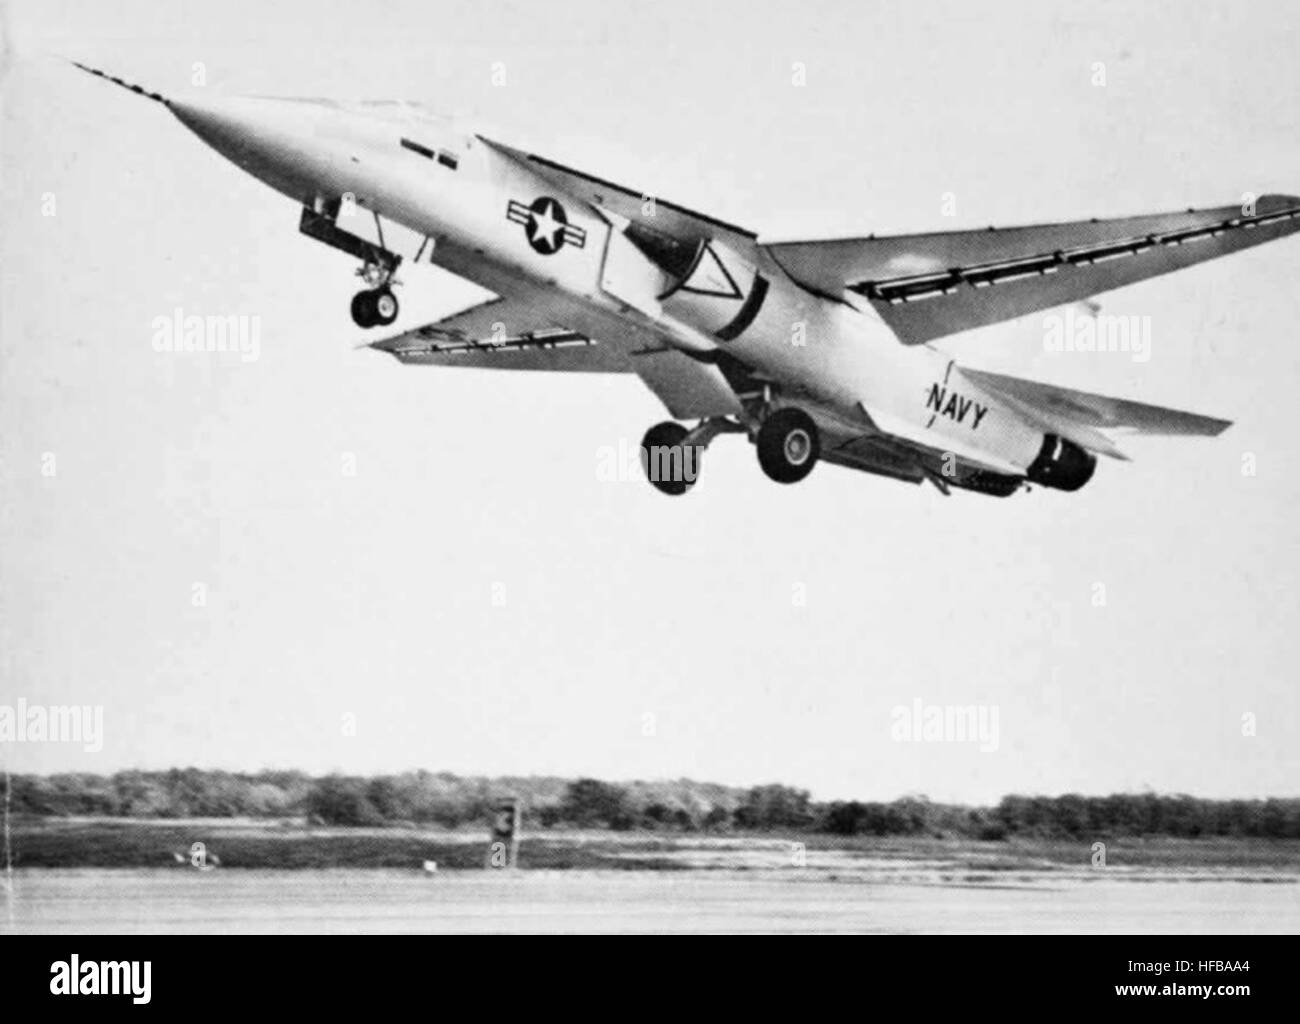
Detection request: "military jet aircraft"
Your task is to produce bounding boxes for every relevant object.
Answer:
[73,63,1300,497]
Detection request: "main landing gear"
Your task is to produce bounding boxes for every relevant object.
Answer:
[755,407,820,484]
[640,421,707,496]
[639,406,821,495]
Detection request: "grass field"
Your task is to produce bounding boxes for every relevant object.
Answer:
[7,817,1300,876]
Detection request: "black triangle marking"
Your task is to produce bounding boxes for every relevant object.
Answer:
[681,243,744,300]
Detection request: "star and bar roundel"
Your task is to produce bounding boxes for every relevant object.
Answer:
[507,196,587,255]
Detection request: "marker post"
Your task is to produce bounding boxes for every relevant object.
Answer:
[487,798,521,870]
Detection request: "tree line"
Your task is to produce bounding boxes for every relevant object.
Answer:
[7,770,1299,838]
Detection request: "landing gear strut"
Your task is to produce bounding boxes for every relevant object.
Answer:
[756,407,820,483]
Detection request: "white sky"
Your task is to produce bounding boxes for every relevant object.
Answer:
[1,0,1297,802]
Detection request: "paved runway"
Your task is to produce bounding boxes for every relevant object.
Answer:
[6,868,1296,933]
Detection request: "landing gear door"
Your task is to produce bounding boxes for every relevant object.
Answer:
[338,201,435,262]
[304,197,434,265]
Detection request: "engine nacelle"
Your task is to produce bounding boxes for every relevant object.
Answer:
[1026,434,1097,492]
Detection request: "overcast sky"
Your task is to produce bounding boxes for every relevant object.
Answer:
[2,0,1297,803]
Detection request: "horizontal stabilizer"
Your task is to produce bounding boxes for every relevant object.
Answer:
[962,368,1231,450]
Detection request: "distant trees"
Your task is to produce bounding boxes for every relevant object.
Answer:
[558,779,635,829]
[823,801,870,836]
[6,770,1299,839]
[702,806,733,832]
[734,785,815,830]
[112,771,171,817]
[990,794,1300,840]
[820,798,962,837]
[12,774,120,816]
[305,775,384,826]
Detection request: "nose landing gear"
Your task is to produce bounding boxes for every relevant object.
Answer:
[350,257,401,328]
[298,204,404,330]
[350,285,399,328]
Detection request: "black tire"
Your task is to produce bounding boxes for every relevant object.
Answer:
[640,421,701,496]
[373,288,399,326]
[350,290,377,328]
[756,408,820,484]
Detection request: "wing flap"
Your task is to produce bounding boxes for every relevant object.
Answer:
[766,195,1300,343]
[365,296,745,418]
[370,331,629,371]
[401,296,557,342]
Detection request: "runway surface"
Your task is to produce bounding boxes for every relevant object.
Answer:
[5,869,1296,934]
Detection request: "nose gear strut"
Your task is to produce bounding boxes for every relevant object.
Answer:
[299,202,403,328]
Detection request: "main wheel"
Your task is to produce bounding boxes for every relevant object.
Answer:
[640,421,701,496]
[350,290,377,328]
[372,288,399,326]
[756,408,820,484]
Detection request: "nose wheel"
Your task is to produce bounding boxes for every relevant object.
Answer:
[756,407,820,483]
[351,287,399,328]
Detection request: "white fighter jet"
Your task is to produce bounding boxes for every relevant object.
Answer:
[74,64,1300,497]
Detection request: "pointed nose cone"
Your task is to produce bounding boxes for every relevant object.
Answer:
[169,96,335,202]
